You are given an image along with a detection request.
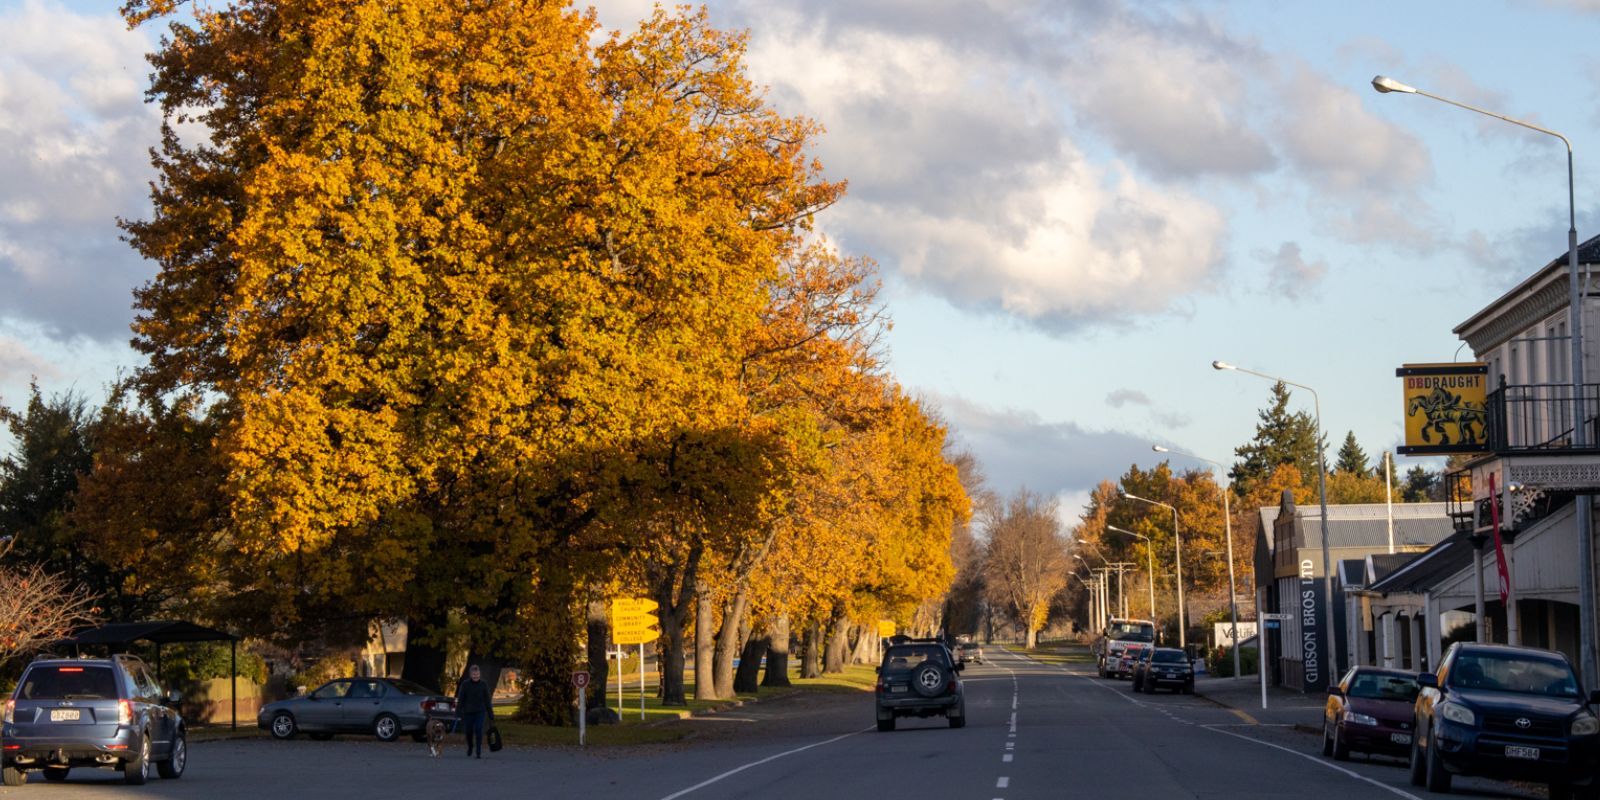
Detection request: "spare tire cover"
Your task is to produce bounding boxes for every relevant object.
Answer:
[912,661,949,698]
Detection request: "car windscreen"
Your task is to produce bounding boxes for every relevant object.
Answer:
[1448,653,1580,698]
[883,646,946,669]
[386,679,437,696]
[1153,651,1186,663]
[1107,623,1154,642]
[1347,673,1418,701]
[19,666,119,700]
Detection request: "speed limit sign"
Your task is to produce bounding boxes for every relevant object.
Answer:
[572,670,591,689]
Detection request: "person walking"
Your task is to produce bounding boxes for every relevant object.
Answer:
[456,664,493,758]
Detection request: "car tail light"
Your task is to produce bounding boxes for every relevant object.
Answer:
[2,744,19,752]
[118,699,133,726]
[2,699,12,724]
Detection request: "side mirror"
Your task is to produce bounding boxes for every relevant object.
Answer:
[166,690,182,705]
[1417,673,1439,690]
[1588,689,1600,706]
[1326,686,1342,697]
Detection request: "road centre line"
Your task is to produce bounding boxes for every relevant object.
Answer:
[657,726,874,800]
[996,777,1010,788]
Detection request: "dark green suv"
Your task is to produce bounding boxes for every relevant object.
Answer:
[874,641,965,731]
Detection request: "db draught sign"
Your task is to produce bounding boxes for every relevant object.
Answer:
[1396,363,1489,455]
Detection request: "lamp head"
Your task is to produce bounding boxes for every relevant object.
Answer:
[1212,360,1236,371]
[1152,445,1169,453]
[1371,75,1417,94]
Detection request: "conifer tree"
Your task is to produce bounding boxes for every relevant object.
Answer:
[1335,431,1370,475]
[1230,382,1322,494]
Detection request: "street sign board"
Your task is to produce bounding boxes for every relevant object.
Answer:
[1264,620,1281,630]
[573,671,590,689]
[877,620,896,638]
[1258,613,1291,621]
[612,597,660,645]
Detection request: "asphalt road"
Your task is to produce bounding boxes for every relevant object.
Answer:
[1,647,1546,799]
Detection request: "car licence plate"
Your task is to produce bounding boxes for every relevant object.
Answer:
[50,709,80,722]
[1505,745,1540,760]
[890,685,907,693]
[1389,733,1411,745]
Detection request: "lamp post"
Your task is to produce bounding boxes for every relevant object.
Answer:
[1155,444,1244,680]
[1214,360,1339,682]
[1125,493,1186,649]
[1108,524,1159,633]
[1372,73,1596,690]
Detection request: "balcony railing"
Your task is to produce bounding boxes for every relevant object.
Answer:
[1487,383,1600,453]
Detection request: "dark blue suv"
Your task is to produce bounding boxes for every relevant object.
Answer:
[2,656,187,786]
[1411,643,1600,799]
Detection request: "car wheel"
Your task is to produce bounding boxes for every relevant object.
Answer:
[123,732,151,786]
[949,702,966,729]
[1331,723,1350,761]
[910,663,948,699]
[1424,730,1452,793]
[1,765,24,787]
[374,713,401,742]
[1550,785,1575,800]
[1408,732,1426,787]
[270,711,298,740]
[876,718,895,732]
[1321,720,1333,757]
[158,731,187,780]
[43,766,69,782]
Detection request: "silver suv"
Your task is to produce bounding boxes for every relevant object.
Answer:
[2,655,186,786]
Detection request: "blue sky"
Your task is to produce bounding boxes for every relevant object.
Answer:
[2,0,1598,518]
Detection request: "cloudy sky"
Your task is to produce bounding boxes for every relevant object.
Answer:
[3,0,1596,518]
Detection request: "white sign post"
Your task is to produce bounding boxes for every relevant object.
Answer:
[1259,612,1292,711]
[573,671,590,746]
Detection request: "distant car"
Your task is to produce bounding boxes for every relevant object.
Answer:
[1133,648,1193,694]
[1323,667,1419,761]
[258,677,453,742]
[1111,643,1150,680]
[874,641,965,731]
[1096,619,1156,678]
[954,642,985,665]
[2,655,186,786]
[1410,643,1600,798]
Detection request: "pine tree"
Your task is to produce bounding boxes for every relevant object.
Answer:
[1230,382,1322,494]
[1401,466,1438,502]
[1335,431,1370,475]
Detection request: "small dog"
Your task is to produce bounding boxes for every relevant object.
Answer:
[426,718,449,757]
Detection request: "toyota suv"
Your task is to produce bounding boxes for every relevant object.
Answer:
[1410,643,1600,798]
[874,640,965,731]
[2,656,187,786]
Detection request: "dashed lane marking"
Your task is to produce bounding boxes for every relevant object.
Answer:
[996,777,1010,788]
[657,726,874,800]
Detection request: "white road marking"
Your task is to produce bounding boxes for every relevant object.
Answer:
[996,777,1010,788]
[1003,753,1013,762]
[1201,724,1426,800]
[657,726,874,800]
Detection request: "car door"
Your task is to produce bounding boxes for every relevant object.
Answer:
[300,680,352,730]
[131,662,176,755]
[342,679,387,731]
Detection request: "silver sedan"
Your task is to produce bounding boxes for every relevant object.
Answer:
[258,678,452,742]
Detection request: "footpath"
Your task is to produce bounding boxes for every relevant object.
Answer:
[1191,673,1328,734]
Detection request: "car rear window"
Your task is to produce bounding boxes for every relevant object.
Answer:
[19,666,119,700]
[883,646,947,668]
[1153,651,1187,663]
[387,679,436,696]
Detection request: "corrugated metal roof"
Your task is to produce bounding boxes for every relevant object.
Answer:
[1368,531,1476,594]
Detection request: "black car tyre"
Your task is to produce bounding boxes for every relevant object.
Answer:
[1321,721,1333,757]
[1550,784,1598,800]
[43,766,69,782]
[949,702,966,729]
[1182,681,1193,695]
[1331,723,1350,761]
[910,662,947,699]
[1,766,24,786]
[1550,785,1574,800]
[374,713,402,742]
[124,732,151,786]
[876,717,895,732]
[1408,734,1425,786]
[157,731,187,779]
[270,711,298,740]
[1424,730,1452,793]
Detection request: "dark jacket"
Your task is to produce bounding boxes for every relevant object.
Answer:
[456,678,493,715]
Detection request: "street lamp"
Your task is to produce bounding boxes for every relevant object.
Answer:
[1108,525,1159,633]
[1213,360,1340,681]
[1124,493,1186,649]
[1372,73,1597,692]
[1155,443,1244,680]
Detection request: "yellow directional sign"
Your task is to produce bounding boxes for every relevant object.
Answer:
[877,620,897,638]
[611,598,660,645]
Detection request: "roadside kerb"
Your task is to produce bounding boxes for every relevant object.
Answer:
[1189,675,1325,735]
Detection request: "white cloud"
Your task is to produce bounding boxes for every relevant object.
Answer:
[1106,388,1151,408]
[0,335,58,383]
[0,0,159,341]
[1262,241,1329,301]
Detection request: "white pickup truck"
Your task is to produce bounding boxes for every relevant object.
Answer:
[1094,619,1156,677]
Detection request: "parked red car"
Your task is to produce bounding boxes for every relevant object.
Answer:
[1323,666,1420,760]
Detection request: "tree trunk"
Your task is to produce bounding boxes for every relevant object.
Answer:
[800,621,822,679]
[400,610,450,692]
[732,623,765,694]
[712,587,752,698]
[694,579,719,700]
[585,600,609,710]
[849,623,875,664]
[659,584,689,707]
[824,615,850,674]
[762,614,792,687]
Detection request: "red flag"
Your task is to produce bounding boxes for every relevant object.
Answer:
[1487,473,1511,604]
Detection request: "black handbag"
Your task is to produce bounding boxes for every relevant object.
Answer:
[487,724,503,752]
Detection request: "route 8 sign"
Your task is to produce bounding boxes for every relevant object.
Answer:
[572,670,590,689]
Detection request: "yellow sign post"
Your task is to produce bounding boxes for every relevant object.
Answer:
[1396,363,1489,455]
[610,598,661,721]
[877,620,897,639]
